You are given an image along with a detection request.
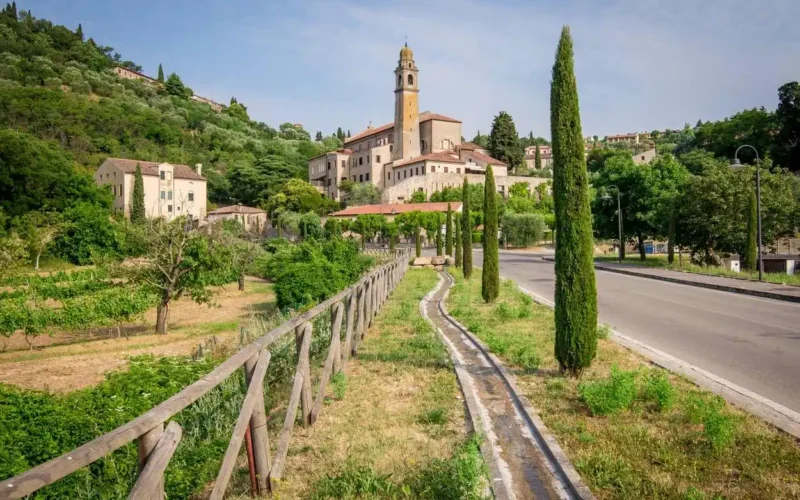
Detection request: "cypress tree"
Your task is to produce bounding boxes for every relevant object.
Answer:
[481,166,500,302]
[488,111,524,171]
[535,144,542,170]
[415,226,421,258]
[436,222,443,256]
[744,189,757,270]
[455,216,462,268]
[131,163,146,224]
[461,178,473,278]
[389,235,396,251]
[76,23,83,40]
[157,64,164,83]
[445,203,453,256]
[551,26,598,376]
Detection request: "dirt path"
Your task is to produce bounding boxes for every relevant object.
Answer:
[421,273,575,500]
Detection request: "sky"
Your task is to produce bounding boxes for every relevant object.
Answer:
[21,0,800,140]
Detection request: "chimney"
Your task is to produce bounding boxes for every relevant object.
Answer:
[195,163,203,176]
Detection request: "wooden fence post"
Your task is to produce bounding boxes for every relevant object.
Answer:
[243,351,271,495]
[295,323,313,427]
[343,289,358,366]
[137,424,165,500]
[331,301,344,374]
[130,422,182,500]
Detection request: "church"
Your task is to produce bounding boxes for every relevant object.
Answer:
[308,44,545,204]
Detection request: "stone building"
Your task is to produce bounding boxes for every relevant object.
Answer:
[308,44,546,204]
[113,66,225,112]
[94,158,207,220]
[207,204,268,233]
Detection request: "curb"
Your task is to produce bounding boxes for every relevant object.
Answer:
[420,275,514,500]
[513,282,800,440]
[541,257,800,304]
[438,273,596,500]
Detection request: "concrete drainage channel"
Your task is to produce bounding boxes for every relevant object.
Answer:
[420,272,595,500]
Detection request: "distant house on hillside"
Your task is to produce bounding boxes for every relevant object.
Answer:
[207,204,268,233]
[94,158,207,220]
[633,148,657,165]
[113,66,225,112]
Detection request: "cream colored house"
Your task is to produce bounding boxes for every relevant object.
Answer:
[308,44,546,204]
[207,205,268,233]
[94,158,207,220]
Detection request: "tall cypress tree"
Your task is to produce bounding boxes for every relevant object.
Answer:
[445,203,453,256]
[461,178,473,278]
[535,144,542,170]
[131,163,146,224]
[481,166,500,302]
[436,222,443,256]
[455,216,462,268]
[415,225,421,258]
[551,26,597,376]
[157,64,164,83]
[744,189,757,270]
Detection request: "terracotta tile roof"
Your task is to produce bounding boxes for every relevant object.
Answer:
[331,202,463,217]
[103,158,206,181]
[459,142,483,150]
[208,204,266,215]
[392,151,463,168]
[465,150,507,166]
[344,112,462,145]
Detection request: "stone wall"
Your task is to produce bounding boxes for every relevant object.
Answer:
[381,172,547,203]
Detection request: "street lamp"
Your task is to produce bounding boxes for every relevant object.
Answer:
[601,185,623,264]
[729,145,763,281]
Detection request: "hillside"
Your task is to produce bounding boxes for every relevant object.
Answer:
[0,3,340,217]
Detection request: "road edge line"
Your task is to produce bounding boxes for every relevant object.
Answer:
[513,282,800,440]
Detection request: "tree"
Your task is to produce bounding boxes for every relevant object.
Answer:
[535,144,542,170]
[14,211,59,270]
[408,190,426,203]
[132,217,232,334]
[345,182,382,206]
[131,163,146,224]
[744,189,757,270]
[461,177,473,278]
[454,215,462,268]
[488,111,523,171]
[223,229,264,291]
[445,203,453,256]
[415,226,421,258]
[164,72,191,99]
[501,213,546,247]
[347,129,351,138]
[0,231,26,280]
[336,127,345,142]
[436,222,443,256]
[315,131,323,141]
[776,82,800,171]
[157,63,164,83]
[551,26,597,376]
[481,166,499,302]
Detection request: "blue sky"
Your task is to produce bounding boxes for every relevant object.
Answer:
[22,0,800,140]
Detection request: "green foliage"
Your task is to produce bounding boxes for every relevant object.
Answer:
[131,163,146,224]
[481,166,499,303]
[415,226,421,258]
[355,214,387,246]
[267,238,373,310]
[0,231,27,280]
[578,366,638,416]
[488,111,523,170]
[643,371,676,411]
[410,190,427,203]
[163,72,191,98]
[500,213,545,247]
[535,144,542,170]
[156,63,164,83]
[551,26,597,375]
[776,82,800,171]
[461,178,473,279]
[686,395,737,451]
[744,189,757,270]
[331,372,347,401]
[445,203,453,256]
[53,203,124,265]
[436,223,443,256]
[454,216,462,268]
[472,231,483,244]
[344,182,382,206]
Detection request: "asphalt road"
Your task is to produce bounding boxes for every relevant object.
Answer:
[471,250,800,413]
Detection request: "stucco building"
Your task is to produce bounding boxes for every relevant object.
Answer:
[94,158,207,220]
[207,204,268,233]
[308,44,546,204]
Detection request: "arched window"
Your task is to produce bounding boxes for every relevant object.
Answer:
[407,74,414,86]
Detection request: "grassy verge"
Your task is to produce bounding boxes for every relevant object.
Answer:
[274,268,488,499]
[595,254,800,287]
[447,268,800,499]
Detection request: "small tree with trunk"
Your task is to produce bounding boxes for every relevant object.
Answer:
[0,231,26,281]
[461,178,473,278]
[14,211,59,271]
[132,217,232,334]
[481,166,500,302]
[551,26,597,375]
[446,203,453,256]
[131,163,146,225]
[222,224,264,291]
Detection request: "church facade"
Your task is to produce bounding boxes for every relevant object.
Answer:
[308,44,546,204]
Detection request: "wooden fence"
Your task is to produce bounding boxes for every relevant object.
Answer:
[1,249,410,499]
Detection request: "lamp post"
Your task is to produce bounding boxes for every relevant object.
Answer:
[730,145,763,281]
[601,185,623,264]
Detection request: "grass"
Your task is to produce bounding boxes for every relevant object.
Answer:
[595,254,800,287]
[446,267,800,499]
[274,268,488,499]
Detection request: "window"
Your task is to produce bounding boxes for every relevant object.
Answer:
[456,168,460,174]
[119,184,123,196]
[387,172,391,179]
[113,185,117,196]
[444,167,449,173]
[366,173,370,181]
[168,205,173,213]
[160,190,166,200]
[359,157,363,166]
[376,155,381,163]
[353,175,356,181]
[327,179,331,187]
[415,167,419,175]
[641,155,645,161]
[390,145,393,153]
[327,161,331,170]
[410,169,413,177]
[431,166,435,173]
[160,171,165,180]
[367,156,370,164]
[341,160,345,169]
[422,166,425,174]
[359,174,363,182]
[113,172,116,178]
[397,74,401,87]
[188,191,194,202]
[408,74,413,86]
[167,190,173,200]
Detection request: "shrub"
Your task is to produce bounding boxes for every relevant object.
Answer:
[418,407,448,426]
[597,324,612,340]
[471,231,483,244]
[686,395,737,451]
[500,213,546,248]
[509,346,540,373]
[643,370,675,411]
[578,366,637,415]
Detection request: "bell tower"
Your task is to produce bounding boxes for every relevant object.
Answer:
[392,43,420,161]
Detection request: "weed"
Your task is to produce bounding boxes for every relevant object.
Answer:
[683,486,707,499]
[686,395,737,451]
[643,370,675,411]
[493,302,515,321]
[310,466,401,499]
[509,346,540,372]
[418,407,448,426]
[597,323,612,340]
[578,366,638,416]
[331,372,346,401]
[546,377,567,395]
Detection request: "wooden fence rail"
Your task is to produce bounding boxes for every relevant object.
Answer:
[1,249,410,500]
